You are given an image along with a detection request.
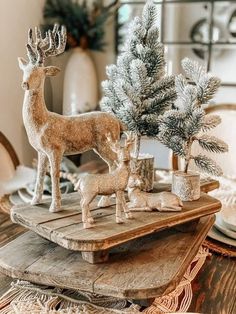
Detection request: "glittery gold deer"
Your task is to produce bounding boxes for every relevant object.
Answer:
[18,25,123,213]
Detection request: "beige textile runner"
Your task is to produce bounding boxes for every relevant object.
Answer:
[0,247,209,314]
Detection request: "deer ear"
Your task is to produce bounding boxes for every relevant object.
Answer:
[18,57,27,70]
[44,66,60,77]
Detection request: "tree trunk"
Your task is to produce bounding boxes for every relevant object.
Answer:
[184,160,189,174]
[184,138,193,174]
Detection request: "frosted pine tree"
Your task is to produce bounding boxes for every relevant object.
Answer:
[158,58,228,176]
[100,0,176,158]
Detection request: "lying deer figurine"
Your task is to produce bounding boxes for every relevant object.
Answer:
[74,133,135,228]
[18,25,123,213]
[127,164,183,212]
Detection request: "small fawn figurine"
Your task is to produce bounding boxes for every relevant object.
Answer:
[74,133,135,228]
[127,163,183,212]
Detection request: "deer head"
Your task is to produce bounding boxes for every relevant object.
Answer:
[18,24,67,91]
[106,132,135,163]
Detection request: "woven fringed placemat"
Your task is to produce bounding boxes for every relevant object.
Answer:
[143,247,209,314]
[0,247,210,314]
[0,281,140,314]
[203,238,236,258]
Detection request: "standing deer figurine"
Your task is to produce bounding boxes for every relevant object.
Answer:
[74,132,135,228]
[18,25,123,213]
[128,163,183,212]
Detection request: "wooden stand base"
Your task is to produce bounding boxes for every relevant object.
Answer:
[0,215,214,299]
[175,218,200,233]
[81,250,109,263]
[10,192,221,264]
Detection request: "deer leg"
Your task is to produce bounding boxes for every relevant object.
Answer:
[127,201,152,212]
[31,153,48,205]
[95,145,117,208]
[121,192,133,219]
[48,151,62,213]
[87,210,94,222]
[159,205,182,212]
[115,191,124,224]
[80,195,95,229]
[128,206,152,212]
[97,160,116,208]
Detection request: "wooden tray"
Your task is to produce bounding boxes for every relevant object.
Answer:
[0,215,214,300]
[11,192,221,263]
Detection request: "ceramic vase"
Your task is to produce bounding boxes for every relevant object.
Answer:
[63,47,98,115]
[172,171,200,201]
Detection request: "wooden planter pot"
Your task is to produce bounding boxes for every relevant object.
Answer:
[172,171,200,201]
[137,153,154,192]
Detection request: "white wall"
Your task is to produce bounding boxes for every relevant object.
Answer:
[0,0,45,165]
[0,0,116,166]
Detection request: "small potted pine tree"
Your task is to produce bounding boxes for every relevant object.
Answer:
[100,0,176,190]
[158,58,228,201]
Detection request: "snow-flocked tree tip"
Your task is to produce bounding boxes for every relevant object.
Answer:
[100,0,176,158]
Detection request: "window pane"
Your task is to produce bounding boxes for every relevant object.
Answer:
[165,45,209,75]
[211,45,236,84]
[163,2,211,43]
[213,1,235,43]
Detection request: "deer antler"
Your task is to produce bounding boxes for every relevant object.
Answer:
[26,24,67,65]
[124,131,136,152]
[106,133,120,154]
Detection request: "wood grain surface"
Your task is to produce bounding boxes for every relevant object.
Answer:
[0,212,25,296]
[0,205,236,314]
[189,252,236,314]
[0,216,214,299]
[0,202,235,312]
[0,171,234,312]
[0,212,24,248]
[11,193,221,253]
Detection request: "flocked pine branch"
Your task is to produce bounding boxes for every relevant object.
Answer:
[100,0,176,158]
[181,58,221,105]
[158,58,228,176]
[196,135,228,154]
[201,114,221,131]
[194,154,223,176]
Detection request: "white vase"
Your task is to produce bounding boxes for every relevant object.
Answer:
[63,47,98,115]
